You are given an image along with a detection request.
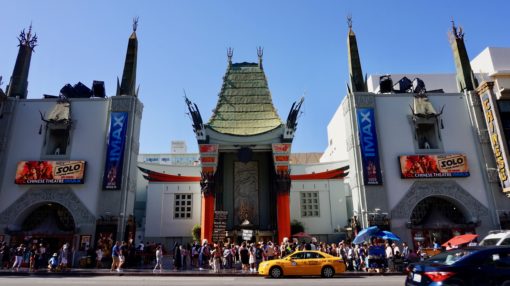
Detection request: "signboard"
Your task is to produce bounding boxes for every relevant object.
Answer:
[242,229,253,241]
[399,154,470,178]
[480,86,510,197]
[102,112,129,190]
[199,144,219,175]
[15,160,86,184]
[272,143,292,173]
[356,108,383,185]
[212,211,228,243]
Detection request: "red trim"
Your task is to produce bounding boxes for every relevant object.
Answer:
[201,194,215,243]
[277,192,291,243]
[139,166,348,183]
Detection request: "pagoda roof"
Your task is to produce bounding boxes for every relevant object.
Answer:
[206,62,283,136]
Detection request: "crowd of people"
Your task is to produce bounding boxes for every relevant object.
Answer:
[141,237,428,273]
[0,237,449,273]
[0,241,72,272]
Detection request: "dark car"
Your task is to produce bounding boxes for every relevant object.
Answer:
[405,246,510,286]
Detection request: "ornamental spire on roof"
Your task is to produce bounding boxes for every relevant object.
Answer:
[449,20,478,92]
[347,15,367,93]
[6,24,37,99]
[117,17,139,96]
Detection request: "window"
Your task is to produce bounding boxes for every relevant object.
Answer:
[174,193,192,219]
[416,123,438,149]
[300,192,320,217]
[45,127,70,155]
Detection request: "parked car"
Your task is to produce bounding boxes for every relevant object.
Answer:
[258,250,346,278]
[405,246,510,286]
[480,230,510,246]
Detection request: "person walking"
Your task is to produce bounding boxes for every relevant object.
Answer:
[12,244,25,271]
[95,247,103,268]
[211,244,222,273]
[153,245,163,273]
[110,241,121,272]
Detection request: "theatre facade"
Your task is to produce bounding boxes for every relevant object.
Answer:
[0,23,143,252]
[320,21,510,248]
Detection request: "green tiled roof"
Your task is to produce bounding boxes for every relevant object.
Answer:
[207,62,283,136]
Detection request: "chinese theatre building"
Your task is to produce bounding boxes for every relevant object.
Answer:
[321,20,508,248]
[184,49,304,243]
[0,22,143,254]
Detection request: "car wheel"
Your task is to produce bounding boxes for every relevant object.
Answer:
[321,266,335,278]
[269,266,283,278]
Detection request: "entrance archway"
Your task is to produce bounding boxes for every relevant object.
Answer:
[12,202,76,254]
[410,196,473,249]
[391,180,491,249]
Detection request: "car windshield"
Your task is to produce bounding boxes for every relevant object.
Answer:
[480,238,500,246]
[426,249,475,266]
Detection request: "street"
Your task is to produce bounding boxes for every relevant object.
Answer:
[0,276,404,286]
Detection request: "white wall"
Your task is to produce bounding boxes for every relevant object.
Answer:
[321,100,349,163]
[373,93,490,209]
[144,181,201,237]
[0,98,109,216]
[290,179,349,235]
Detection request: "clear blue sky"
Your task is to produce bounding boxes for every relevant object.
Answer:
[2,0,510,153]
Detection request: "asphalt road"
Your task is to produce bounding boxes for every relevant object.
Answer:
[0,276,405,286]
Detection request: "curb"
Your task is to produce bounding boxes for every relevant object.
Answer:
[0,269,406,278]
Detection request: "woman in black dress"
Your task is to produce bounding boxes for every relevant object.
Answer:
[173,242,182,270]
[239,242,249,272]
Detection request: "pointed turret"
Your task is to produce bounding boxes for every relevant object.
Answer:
[449,20,478,92]
[117,18,138,96]
[6,25,37,99]
[347,16,367,93]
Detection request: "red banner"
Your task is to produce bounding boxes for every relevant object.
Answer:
[272,143,291,153]
[399,154,469,178]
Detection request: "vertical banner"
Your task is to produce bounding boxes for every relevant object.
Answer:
[103,112,129,190]
[480,87,510,197]
[356,108,383,185]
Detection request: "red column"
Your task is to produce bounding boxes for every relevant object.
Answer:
[201,193,215,243]
[277,192,291,243]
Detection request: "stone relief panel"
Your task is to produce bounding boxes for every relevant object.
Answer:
[0,188,96,226]
[391,180,489,221]
[234,161,258,226]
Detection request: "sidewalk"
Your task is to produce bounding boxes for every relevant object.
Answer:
[0,267,405,277]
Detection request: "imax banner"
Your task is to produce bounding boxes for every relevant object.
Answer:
[357,108,383,185]
[103,112,129,190]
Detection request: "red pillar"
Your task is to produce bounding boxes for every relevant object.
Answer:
[201,193,215,243]
[277,192,291,243]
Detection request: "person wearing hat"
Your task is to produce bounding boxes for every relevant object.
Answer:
[48,253,58,271]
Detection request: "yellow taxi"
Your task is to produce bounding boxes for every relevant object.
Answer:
[258,250,346,278]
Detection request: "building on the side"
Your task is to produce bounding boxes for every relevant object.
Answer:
[0,23,143,253]
[321,20,510,248]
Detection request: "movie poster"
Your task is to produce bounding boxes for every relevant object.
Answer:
[399,154,470,178]
[15,160,86,184]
